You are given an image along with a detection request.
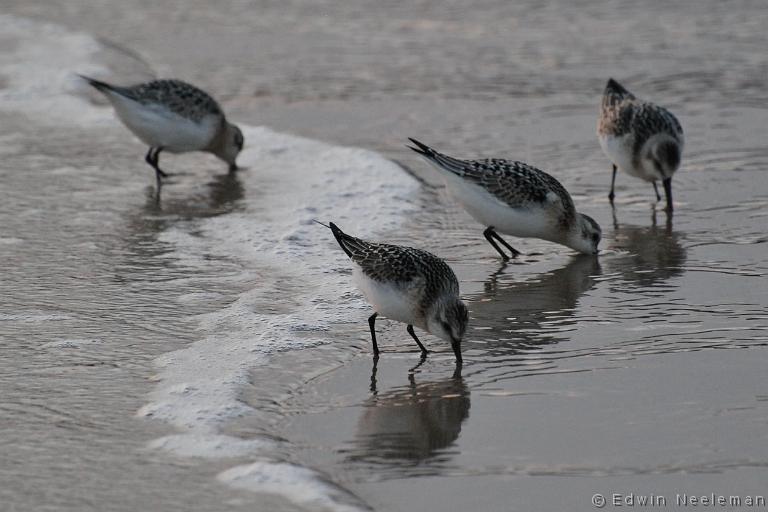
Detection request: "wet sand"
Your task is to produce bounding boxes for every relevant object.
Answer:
[2,1,768,511]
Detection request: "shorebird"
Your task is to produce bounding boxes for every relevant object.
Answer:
[597,78,684,212]
[319,221,468,363]
[407,139,601,259]
[80,76,244,191]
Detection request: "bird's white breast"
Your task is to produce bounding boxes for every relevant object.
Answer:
[352,267,424,328]
[106,93,219,153]
[598,133,660,181]
[443,173,559,241]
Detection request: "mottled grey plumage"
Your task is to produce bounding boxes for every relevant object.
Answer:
[407,139,601,258]
[597,78,683,155]
[409,139,576,229]
[331,223,459,314]
[323,222,468,362]
[111,79,223,122]
[80,75,244,193]
[597,78,684,211]
[598,78,683,158]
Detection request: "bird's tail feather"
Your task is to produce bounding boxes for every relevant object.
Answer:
[604,78,634,100]
[78,74,134,101]
[406,138,468,177]
[78,74,116,93]
[315,220,360,258]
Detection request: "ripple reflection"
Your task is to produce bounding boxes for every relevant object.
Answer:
[342,364,469,472]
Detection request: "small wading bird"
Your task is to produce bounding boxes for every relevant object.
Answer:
[408,139,601,260]
[80,76,244,192]
[318,221,468,363]
[597,78,684,212]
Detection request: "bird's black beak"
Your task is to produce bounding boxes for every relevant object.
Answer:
[229,162,238,173]
[451,338,463,365]
[662,177,673,213]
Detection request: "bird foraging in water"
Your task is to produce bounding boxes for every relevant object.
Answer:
[80,76,244,192]
[407,138,601,259]
[597,78,684,212]
[318,221,468,363]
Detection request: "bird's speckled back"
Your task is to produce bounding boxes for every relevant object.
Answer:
[120,79,223,122]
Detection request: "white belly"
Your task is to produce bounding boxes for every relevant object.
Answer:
[353,267,423,328]
[444,175,559,241]
[599,133,655,182]
[108,94,218,153]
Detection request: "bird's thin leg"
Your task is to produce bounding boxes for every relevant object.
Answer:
[145,147,167,194]
[608,164,617,204]
[155,168,163,195]
[369,358,378,395]
[144,146,155,168]
[368,312,380,358]
[662,178,673,213]
[145,147,168,177]
[407,324,428,356]
[483,227,509,261]
[409,356,427,372]
[652,181,661,201]
[451,339,463,365]
[153,148,168,181]
[490,230,521,257]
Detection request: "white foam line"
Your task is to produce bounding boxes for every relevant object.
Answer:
[219,461,372,512]
[139,126,419,506]
[3,14,416,507]
[140,127,418,433]
[0,14,111,126]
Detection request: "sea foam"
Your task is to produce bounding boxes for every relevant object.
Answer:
[3,14,418,507]
[138,127,419,507]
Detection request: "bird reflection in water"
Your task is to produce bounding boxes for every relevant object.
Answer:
[470,254,602,352]
[343,363,469,466]
[608,211,686,288]
[118,172,246,266]
[142,171,245,219]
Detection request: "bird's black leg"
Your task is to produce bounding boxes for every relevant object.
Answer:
[652,181,661,201]
[451,339,463,365]
[368,312,380,358]
[407,324,428,356]
[154,148,167,177]
[145,147,155,168]
[369,357,378,395]
[490,230,521,258]
[662,178,673,213]
[409,355,427,372]
[483,227,509,261]
[145,147,167,193]
[608,164,617,204]
[145,147,168,176]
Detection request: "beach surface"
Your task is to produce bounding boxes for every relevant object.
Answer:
[2,1,768,511]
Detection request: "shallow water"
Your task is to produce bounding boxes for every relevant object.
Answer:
[2,1,768,511]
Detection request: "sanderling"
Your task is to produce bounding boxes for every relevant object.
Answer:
[80,76,244,191]
[597,78,684,212]
[318,221,468,363]
[408,139,601,259]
